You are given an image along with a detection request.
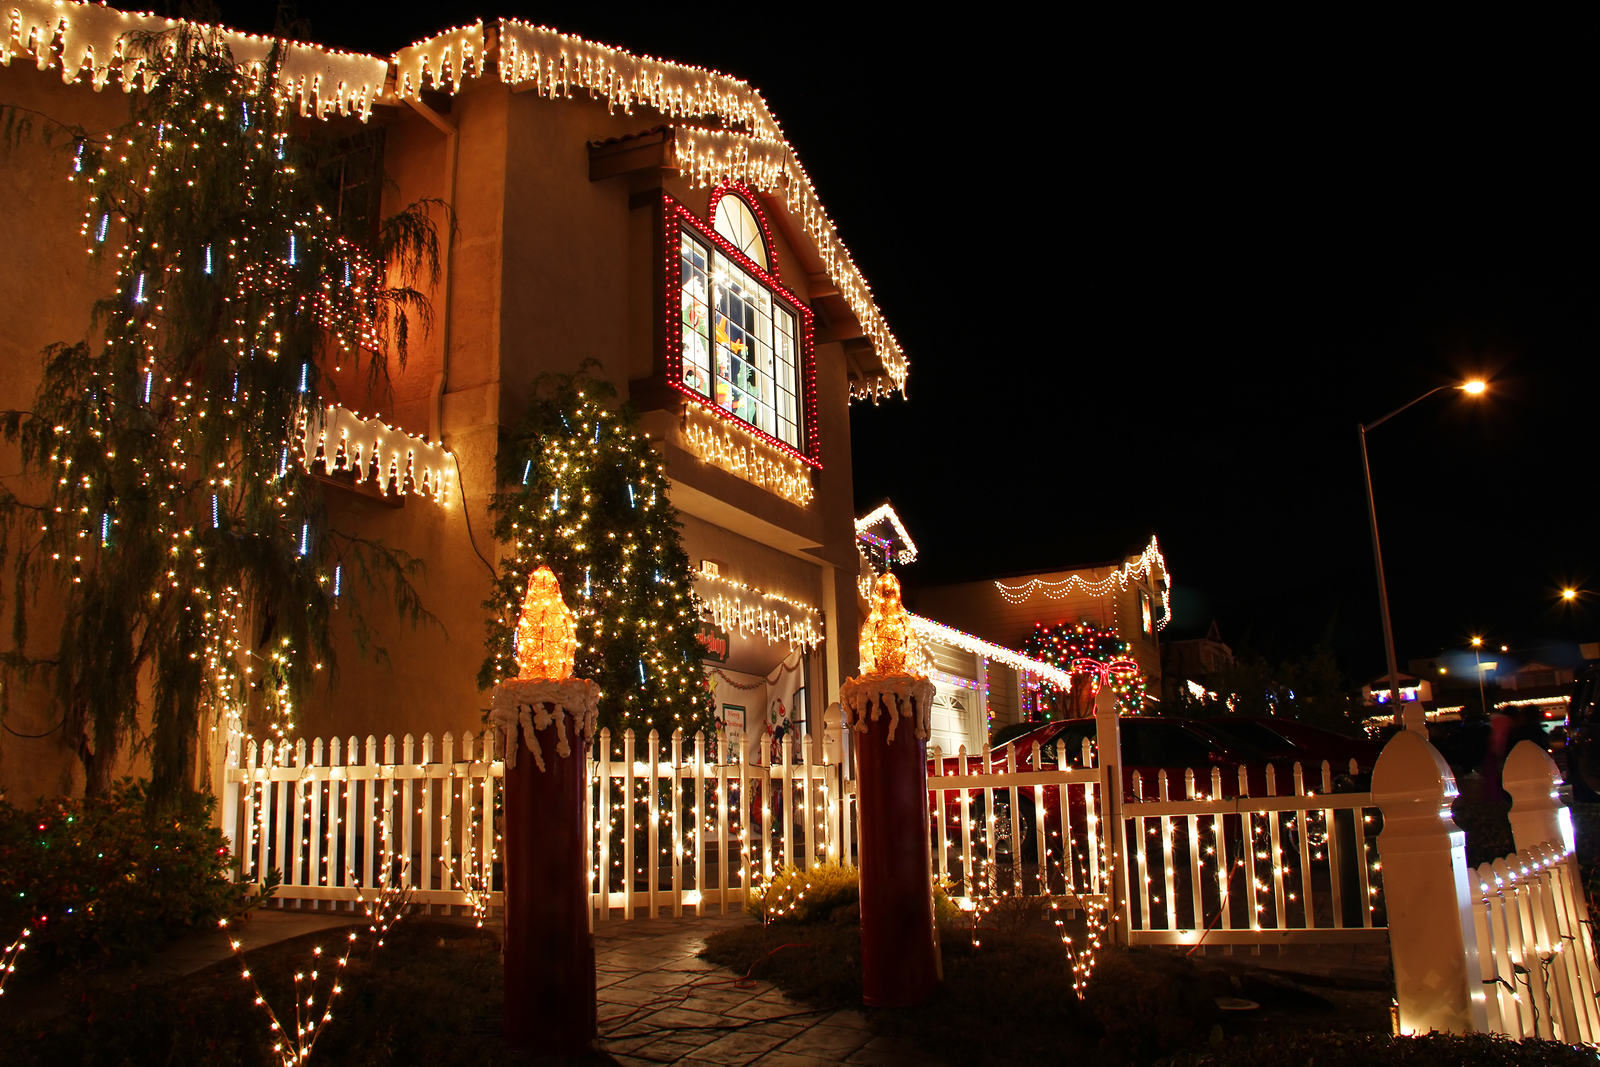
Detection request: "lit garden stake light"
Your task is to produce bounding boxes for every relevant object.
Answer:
[1,927,30,997]
[221,917,358,1067]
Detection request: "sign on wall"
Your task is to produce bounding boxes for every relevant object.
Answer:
[696,619,731,662]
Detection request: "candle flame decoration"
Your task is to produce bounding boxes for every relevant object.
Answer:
[515,566,577,681]
[859,572,919,677]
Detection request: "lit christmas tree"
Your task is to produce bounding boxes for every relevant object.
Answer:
[0,27,440,801]
[479,368,714,739]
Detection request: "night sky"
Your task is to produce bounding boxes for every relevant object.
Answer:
[209,4,1598,680]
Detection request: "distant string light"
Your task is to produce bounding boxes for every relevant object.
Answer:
[994,535,1173,631]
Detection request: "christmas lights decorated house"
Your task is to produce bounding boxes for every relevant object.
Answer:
[0,6,894,803]
[855,505,1172,750]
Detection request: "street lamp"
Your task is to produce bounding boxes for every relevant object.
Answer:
[1359,379,1487,732]
[1471,636,1490,720]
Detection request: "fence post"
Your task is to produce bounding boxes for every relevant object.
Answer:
[1503,741,1575,856]
[1371,729,1489,1034]
[1095,686,1128,945]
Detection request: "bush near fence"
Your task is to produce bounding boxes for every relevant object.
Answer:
[0,780,265,975]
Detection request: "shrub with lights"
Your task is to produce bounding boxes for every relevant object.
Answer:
[0,779,270,978]
[478,367,714,739]
[0,26,441,802]
[1022,621,1146,716]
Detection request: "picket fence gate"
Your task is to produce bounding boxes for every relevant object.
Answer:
[1121,759,1386,946]
[924,736,1388,950]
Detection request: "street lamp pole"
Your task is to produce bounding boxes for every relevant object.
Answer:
[1359,381,1485,733]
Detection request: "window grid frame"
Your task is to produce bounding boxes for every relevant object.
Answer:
[665,193,820,470]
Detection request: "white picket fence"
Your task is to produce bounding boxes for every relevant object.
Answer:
[222,731,500,911]
[1121,759,1386,946]
[220,726,848,919]
[588,727,846,920]
[1472,841,1600,1042]
[924,736,1388,949]
[222,723,1388,954]
[927,739,1107,906]
[1378,735,1600,1039]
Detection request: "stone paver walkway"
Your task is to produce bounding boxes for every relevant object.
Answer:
[594,917,943,1067]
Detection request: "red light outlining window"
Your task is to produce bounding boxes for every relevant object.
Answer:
[665,189,819,468]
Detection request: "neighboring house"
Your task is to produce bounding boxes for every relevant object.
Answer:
[905,535,1172,719]
[1161,620,1235,703]
[0,10,906,795]
[854,504,1111,754]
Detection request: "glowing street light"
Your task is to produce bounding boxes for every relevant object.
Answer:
[1359,378,1489,732]
[1563,588,1578,601]
[1470,637,1491,719]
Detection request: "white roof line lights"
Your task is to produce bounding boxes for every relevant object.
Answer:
[855,503,918,564]
[993,535,1173,630]
[495,17,908,401]
[3,0,388,119]
[909,614,1073,691]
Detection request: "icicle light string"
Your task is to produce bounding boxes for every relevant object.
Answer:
[994,536,1174,632]
[4,2,912,401]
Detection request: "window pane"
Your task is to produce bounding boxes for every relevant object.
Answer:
[679,235,712,397]
[703,249,803,449]
[774,306,799,446]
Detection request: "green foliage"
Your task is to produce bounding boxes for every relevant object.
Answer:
[479,367,713,738]
[746,862,860,924]
[0,779,270,975]
[1158,1030,1600,1066]
[0,27,440,800]
[1168,625,1360,733]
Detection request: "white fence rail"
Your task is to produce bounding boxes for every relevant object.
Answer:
[924,737,1388,949]
[1122,759,1386,946]
[224,723,1390,954]
[1472,841,1600,1042]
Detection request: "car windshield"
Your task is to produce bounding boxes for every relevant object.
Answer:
[1122,722,1217,767]
[1206,721,1293,753]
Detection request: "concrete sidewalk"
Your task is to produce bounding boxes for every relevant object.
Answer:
[594,916,944,1067]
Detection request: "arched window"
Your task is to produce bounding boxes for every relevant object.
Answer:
[670,188,816,462]
[713,193,769,271]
